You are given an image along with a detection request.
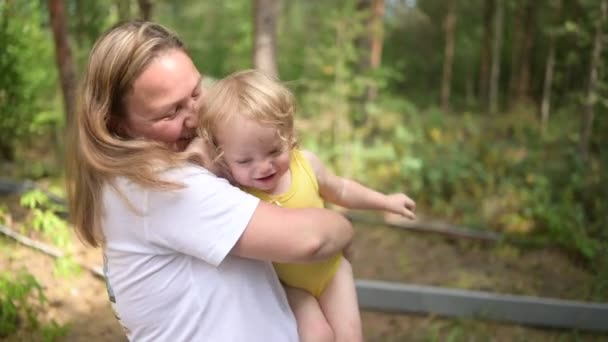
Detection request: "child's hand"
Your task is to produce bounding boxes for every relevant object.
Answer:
[385,193,416,220]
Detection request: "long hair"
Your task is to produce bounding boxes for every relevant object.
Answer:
[66,21,190,247]
[199,69,297,174]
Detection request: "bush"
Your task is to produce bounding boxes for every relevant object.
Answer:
[300,98,606,263]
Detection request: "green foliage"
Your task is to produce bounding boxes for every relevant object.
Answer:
[19,190,70,249]
[423,319,491,342]
[41,319,70,342]
[590,252,608,301]
[19,190,80,277]
[303,95,605,264]
[155,0,253,77]
[0,271,67,340]
[0,204,7,225]
[52,256,81,278]
[0,1,60,161]
[0,271,44,336]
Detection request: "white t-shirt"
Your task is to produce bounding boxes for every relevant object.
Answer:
[101,164,298,342]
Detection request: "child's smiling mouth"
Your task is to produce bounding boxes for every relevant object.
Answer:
[255,173,276,182]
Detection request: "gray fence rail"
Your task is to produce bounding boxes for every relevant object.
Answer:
[357,279,608,332]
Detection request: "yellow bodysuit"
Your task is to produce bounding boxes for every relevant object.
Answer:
[246,149,342,298]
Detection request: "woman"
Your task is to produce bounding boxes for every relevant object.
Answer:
[66,20,352,341]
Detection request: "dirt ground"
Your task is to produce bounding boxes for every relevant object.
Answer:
[1,208,607,341]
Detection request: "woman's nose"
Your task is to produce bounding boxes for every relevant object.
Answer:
[184,99,200,128]
[184,111,199,129]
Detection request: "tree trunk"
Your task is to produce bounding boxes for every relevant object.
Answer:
[137,0,152,21]
[515,1,538,105]
[253,0,279,78]
[440,0,457,113]
[48,0,77,124]
[489,0,504,115]
[479,0,494,103]
[366,0,385,102]
[579,0,607,160]
[508,0,523,104]
[540,39,555,134]
[540,0,562,135]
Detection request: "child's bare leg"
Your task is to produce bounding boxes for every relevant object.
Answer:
[319,258,363,342]
[284,285,334,342]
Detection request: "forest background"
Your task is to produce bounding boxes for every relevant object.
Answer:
[0,0,606,340]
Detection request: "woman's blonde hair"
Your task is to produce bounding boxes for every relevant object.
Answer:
[66,21,191,247]
[199,69,297,172]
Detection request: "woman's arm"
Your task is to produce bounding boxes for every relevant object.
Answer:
[302,150,416,219]
[183,139,352,263]
[231,202,353,263]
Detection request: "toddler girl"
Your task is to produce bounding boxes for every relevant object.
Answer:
[199,70,416,342]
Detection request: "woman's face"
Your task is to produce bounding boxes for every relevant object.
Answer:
[123,49,202,151]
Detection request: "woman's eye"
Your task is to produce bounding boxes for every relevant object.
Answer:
[269,149,281,155]
[236,159,251,165]
[162,109,178,120]
[192,85,202,99]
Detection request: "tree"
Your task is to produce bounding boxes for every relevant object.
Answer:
[440,0,457,113]
[508,0,523,104]
[138,0,152,21]
[540,0,562,134]
[479,0,494,103]
[516,1,538,104]
[0,1,57,161]
[360,0,385,103]
[489,0,504,115]
[253,0,279,78]
[580,0,607,160]
[48,0,76,123]
[509,0,538,106]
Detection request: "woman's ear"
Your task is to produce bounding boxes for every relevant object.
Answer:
[107,114,131,138]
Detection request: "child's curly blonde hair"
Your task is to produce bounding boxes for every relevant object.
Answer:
[199,69,298,174]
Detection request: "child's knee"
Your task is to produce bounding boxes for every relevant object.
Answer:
[299,318,334,342]
[335,329,363,342]
[333,317,363,342]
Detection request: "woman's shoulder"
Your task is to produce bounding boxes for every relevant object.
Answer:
[107,163,227,197]
[160,163,217,180]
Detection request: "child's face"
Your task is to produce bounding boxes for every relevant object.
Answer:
[217,118,291,192]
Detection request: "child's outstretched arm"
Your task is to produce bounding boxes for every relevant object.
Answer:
[302,150,416,220]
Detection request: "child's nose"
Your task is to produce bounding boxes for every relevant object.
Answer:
[259,160,274,173]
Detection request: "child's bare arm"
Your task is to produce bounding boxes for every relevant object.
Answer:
[302,150,416,220]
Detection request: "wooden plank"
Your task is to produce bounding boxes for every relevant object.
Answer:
[356,279,608,332]
[345,211,501,242]
[0,224,104,280]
